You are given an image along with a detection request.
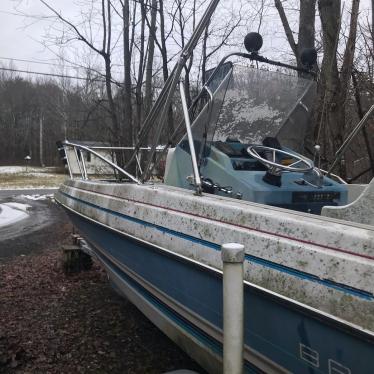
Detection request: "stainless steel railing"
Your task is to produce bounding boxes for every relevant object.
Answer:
[60,141,141,184]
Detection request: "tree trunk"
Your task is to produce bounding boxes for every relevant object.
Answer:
[144,0,157,116]
[135,0,146,141]
[158,0,173,135]
[102,0,121,152]
[123,0,133,146]
[104,56,121,147]
[159,0,169,83]
[275,0,316,68]
[298,1,316,54]
[339,0,360,106]
[317,0,342,168]
[317,0,360,178]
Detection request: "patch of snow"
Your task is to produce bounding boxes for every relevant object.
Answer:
[19,194,54,201]
[26,172,58,177]
[0,166,38,174]
[0,187,58,191]
[0,166,58,175]
[0,204,29,227]
[3,202,32,212]
[0,166,25,174]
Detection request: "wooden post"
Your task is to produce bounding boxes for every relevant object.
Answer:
[62,245,92,274]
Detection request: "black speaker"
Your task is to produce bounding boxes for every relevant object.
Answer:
[244,32,263,53]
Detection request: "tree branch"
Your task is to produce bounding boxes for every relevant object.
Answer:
[274,0,298,57]
[340,0,360,101]
[39,0,103,56]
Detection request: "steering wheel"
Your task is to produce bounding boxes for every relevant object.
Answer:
[247,145,313,173]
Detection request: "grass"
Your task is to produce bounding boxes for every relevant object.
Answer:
[0,167,67,189]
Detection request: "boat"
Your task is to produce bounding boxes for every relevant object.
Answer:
[55,1,374,372]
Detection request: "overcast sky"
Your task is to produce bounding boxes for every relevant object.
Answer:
[0,1,78,72]
[0,0,372,80]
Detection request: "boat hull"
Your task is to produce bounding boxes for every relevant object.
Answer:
[56,180,374,373]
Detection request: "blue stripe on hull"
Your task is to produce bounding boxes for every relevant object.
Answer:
[60,191,373,301]
[95,248,261,374]
[65,208,374,374]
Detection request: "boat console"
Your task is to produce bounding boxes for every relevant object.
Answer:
[165,138,347,215]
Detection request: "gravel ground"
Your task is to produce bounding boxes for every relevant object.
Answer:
[0,198,203,374]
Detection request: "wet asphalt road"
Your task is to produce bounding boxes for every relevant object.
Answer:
[0,188,71,260]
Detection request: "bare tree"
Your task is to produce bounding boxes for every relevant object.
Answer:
[174,0,197,105]
[158,0,170,84]
[39,0,122,146]
[316,0,360,177]
[134,0,147,139]
[121,0,134,146]
[200,7,243,84]
[144,0,158,115]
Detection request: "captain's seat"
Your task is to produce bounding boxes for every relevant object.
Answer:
[261,137,283,187]
[262,136,282,150]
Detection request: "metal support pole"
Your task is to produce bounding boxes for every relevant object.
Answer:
[221,243,245,374]
[179,81,202,195]
[328,104,374,175]
[80,151,88,180]
[74,147,84,179]
[63,145,73,179]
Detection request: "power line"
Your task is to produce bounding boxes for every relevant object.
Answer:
[0,56,78,69]
[0,56,124,75]
[0,66,107,82]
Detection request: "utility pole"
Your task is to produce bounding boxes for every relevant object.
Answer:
[39,112,45,167]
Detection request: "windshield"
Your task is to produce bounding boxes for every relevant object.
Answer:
[212,65,316,151]
[177,62,316,163]
[178,62,233,164]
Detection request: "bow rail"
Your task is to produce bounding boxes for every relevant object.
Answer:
[58,140,142,184]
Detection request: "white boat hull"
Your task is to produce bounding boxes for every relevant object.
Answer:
[55,179,374,373]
